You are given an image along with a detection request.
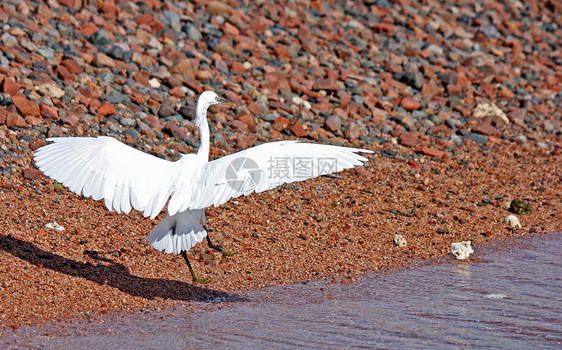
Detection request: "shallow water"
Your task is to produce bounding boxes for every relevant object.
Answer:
[2,233,561,349]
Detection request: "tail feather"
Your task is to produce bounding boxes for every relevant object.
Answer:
[147,210,206,254]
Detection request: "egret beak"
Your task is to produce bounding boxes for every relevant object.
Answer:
[218,97,236,108]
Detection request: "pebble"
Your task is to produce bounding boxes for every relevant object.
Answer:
[12,95,40,117]
[97,102,117,116]
[394,71,424,90]
[37,84,65,99]
[463,133,488,145]
[450,241,473,260]
[503,215,522,228]
[473,103,509,125]
[288,121,308,138]
[45,222,65,232]
[472,122,496,136]
[106,46,124,60]
[393,234,407,247]
[312,77,339,92]
[420,147,445,159]
[95,53,115,68]
[400,97,421,111]
[325,115,342,133]
[399,132,419,147]
[183,23,202,42]
[344,122,361,140]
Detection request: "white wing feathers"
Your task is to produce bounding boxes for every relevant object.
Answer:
[34,137,372,217]
[188,141,373,210]
[34,137,178,219]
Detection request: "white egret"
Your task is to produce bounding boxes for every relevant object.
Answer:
[34,91,373,285]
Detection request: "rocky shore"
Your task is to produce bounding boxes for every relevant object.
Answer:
[0,0,560,328]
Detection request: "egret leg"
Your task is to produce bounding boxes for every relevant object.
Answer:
[180,250,210,285]
[204,225,238,263]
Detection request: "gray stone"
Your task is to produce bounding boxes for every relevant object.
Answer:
[163,10,180,25]
[0,54,9,68]
[479,25,499,39]
[543,120,559,133]
[394,71,424,90]
[90,29,111,47]
[119,117,136,127]
[381,125,393,134]
[263,112,280,122]
[106,90,128,104]
[445,118,461,131]
[122,129,139,140]
[178,106,196,120]
[165,115,184,124]
[450,134,463,145]
[158,103,176,118]
[37,47,57,64]
[1,32,18,47]
[425,44,443,56]
[182,23,202,42]
[106,46,124,60]
[438,72,457,86]
[463,132,488,145]
[98,73,115,84]
[430,115,442,125]
[513,135,528,144]
[412,110,427,118]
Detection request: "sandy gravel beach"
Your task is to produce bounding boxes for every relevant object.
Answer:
[0,0,560,328]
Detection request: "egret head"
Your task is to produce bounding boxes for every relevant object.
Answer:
[199,91,236,109]
[195,91,236,127]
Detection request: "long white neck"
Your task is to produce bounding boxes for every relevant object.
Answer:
[195,98,210,160]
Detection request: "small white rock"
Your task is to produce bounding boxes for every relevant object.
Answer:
[45,222,65,232]
[450,241,473,260]
[393,234,407,247]
[504,214,522,228]
[148,78,161,88]
[37,83,65,98]
[292,96,303,105]
[473,102,510,124]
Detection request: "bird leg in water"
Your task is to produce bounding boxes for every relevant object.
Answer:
[204,226,238,263]
[180,250,210,285]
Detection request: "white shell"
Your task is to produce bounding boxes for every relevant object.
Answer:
[504,214,522,228]
[393,234,407,247]
[45,222,65,232]
[450,241,473,260]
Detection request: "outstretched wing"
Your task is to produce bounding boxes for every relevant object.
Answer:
[187,141,372,210]
[34,136,179,219]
